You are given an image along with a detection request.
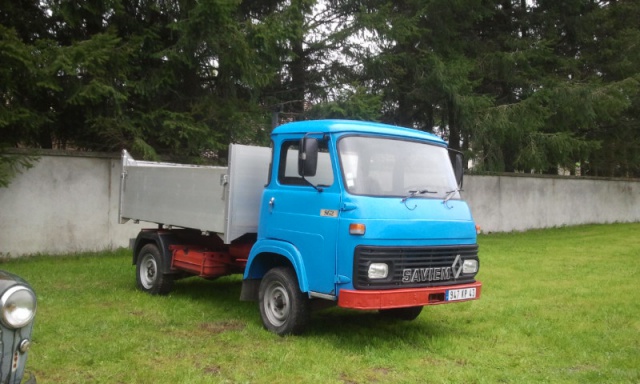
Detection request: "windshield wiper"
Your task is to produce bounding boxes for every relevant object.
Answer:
[442,188,461,204]
[401,189,436,203]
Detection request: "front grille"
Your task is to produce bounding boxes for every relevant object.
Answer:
[353,245,479,290]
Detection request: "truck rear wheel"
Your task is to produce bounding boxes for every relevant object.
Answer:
[136,244,173,295]
[379,306,423,321]
[259,267,310,336]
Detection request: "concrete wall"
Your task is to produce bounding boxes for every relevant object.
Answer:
[464,174,640,233]
[0,152,146,257]
[0,152,638,256]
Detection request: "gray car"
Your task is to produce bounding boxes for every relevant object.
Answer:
[0,270,36,384]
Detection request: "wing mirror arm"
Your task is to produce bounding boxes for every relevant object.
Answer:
[449,149,464,188]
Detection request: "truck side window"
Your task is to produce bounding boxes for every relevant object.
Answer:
[278,140,334,187]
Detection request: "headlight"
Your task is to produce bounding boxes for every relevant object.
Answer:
[463,259,478,274]
[1,286,37,329]
[368,263,389,279]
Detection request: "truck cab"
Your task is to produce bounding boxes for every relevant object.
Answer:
[242,120,481,334]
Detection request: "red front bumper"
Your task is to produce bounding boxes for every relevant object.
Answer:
[337,281,482,310]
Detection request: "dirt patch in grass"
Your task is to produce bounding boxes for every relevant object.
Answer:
[203,365,221,375]
[199,320,245,334]
[339,372,359,384]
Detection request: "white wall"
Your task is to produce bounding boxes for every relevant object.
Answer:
[464,175,640,233]
[0,152,146,257]
[0,152,638,256]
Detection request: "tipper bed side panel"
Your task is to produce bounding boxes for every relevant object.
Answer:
[121,160,228,234]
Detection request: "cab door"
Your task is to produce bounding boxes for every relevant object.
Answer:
[260,139,341,296]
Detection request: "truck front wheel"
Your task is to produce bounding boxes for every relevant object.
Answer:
[259,267,310,336]
[136,244,173,295]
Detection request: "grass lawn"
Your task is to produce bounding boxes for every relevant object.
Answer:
[2,223,639,383]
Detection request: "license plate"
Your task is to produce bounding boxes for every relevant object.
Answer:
[446,288,476,301]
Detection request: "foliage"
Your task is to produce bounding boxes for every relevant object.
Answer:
[0,0,638,177]
[305,85,383,121]
[0,150,38,188]
[0,22,46,186]
[1,0,286,163]
[346,0,640,175]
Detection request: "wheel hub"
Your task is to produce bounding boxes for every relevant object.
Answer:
[265,284,289,326]
[147,264,156,279]
[140,254,158,289]
[274,293,285,310]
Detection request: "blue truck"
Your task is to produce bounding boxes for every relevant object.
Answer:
[119,119,481,335]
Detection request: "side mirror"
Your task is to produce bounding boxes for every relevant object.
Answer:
[298,137,318,177]
[452,152,464,187]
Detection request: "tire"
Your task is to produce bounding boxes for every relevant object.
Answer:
[258,267,310,336]
[379,306,423,321]
[136,243,173,295]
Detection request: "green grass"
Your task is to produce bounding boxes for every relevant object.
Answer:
[2,223,639,383]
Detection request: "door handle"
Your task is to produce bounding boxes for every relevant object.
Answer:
[268,197,275,212]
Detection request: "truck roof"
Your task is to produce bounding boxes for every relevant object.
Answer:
[271,119,447,146]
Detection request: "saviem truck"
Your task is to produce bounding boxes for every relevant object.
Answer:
[119,119,482,335]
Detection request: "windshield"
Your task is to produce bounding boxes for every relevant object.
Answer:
[338,136,460,199]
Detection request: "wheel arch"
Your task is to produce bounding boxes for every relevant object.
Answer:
[244,240,309,293]
[132,230,177,274]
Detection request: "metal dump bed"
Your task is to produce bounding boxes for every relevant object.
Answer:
[119,144,271,243]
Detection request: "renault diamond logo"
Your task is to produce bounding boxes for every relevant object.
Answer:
[452,254,463,279]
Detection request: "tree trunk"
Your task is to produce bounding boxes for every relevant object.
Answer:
[447,99,460,151]
[291,37,306,119]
